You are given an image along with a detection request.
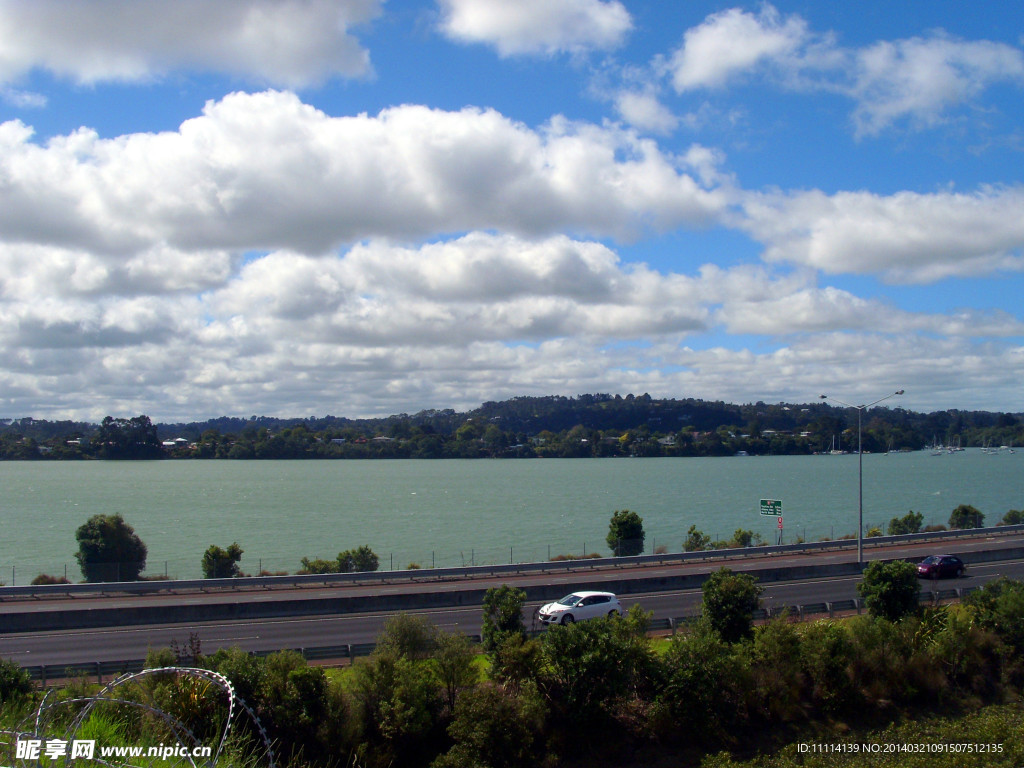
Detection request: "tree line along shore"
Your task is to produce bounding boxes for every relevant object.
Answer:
[2,394,1023,460]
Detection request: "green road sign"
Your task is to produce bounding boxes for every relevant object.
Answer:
[760,499,782,516]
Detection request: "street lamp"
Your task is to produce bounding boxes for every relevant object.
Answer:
[819,389,905,568]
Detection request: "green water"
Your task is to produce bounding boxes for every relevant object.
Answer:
[2,452,1021,581]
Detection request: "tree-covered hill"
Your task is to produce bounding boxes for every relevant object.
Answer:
[1,394,1021,460]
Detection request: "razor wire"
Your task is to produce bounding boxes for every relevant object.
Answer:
[2,666,275,768]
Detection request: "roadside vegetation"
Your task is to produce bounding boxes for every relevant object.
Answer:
[5,572,1024,767]
[25,505,1023,585]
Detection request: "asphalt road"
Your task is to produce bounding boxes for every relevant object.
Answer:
[4,553,1023,669]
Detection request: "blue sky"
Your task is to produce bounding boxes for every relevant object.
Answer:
[1,0,1022,421]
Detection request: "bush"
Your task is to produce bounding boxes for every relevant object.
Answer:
[432,683,539,768]
[74,513,147,582]
[888,510,924,535]
[31,573,71,585]
[700,568,763,643]
[857,560,920,622]
[0,656,33,704]
[1000,509,1024,526]
[298,545,380,574]
[339,544,379,573]
[684,524,711,552]
[375,614,439,660]
[481,585,527,652]
[201,542,244,578]
[607,509,645,556]
[949,504,985,529]
[653,625,742,748]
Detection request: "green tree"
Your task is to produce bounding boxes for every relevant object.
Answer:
[0,656,33,705]
[964,577,1024,652]
[949,504,985,529]
[433,632,479,713]
[201,542,244,579]
[339,545,380,573]
[375,613,439,660]
[684,524,711,552]
[887,510,924,535]
[74,513,148,581]
[700,567,763,643]
[93,415,163,459]
[481,585,527,652]
[607,508,645,556]
[1000,508,1024,526]
[432,683,538,768]
[857,559,920,622]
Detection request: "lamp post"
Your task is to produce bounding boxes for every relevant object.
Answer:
[819,390,904,568]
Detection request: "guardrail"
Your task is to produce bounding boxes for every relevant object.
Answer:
[16,586,979,685]
[3,525,1020,600]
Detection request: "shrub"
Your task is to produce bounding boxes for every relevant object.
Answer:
[857,560,920,622]
[338,544,379,573]
[0,656,33,704]
[700,568,763,643]
[74,513,147,582]
[607,509,645,556]
[375,613,439,660]
[549,552,601,561]
[949,504,985,529]
[683,524,711,552]
[433,682,539,768]
[652,624,743,749]
[1000,509,1024,526]
[31,573,71,585]
[887,510,924,535]
[201,542,244,579]
[481,585,527,652]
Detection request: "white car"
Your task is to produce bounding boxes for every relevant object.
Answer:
[537,591,622,626]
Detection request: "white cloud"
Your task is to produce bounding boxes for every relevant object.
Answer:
[614,89,678,134]
[661,5,1024,137]
[0,92,727,258]
[741,186,1024,283]
[851,35,1024,136]
[438,0,632,57]
[0,0,382,87]
[3,223,1017,420]
[667,5,809,91]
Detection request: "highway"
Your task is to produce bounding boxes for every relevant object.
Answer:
[3,541,1024,669]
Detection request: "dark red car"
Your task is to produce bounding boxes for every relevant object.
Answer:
[917,554,966,579]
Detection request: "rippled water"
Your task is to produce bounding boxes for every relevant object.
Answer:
[2,451,1021,581]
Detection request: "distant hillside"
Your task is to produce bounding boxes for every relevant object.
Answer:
[2,394,1021,460]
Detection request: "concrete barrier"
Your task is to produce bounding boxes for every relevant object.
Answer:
[3,544,1018,634]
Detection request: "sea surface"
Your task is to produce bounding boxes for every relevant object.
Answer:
[2,451,1021,582]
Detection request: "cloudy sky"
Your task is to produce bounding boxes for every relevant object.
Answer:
[1,0,1022,421]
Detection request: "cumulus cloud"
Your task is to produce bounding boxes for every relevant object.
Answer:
[741,186,1024,283]
[0,0,382,87]
[851,35,1024,136]
[614,89,679,134]
[661,4,1024,136]
[656,334,1024,412]
[4,221,1017,420]
[438,0,632,57]
[667,5,810,91]
[0,92,727,258]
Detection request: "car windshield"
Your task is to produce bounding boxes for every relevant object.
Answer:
[922,556,939,564]
[557,594,583,606]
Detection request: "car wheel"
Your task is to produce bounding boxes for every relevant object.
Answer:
[956,567,964,578]
[608,609,619,617]
[561,614,574,625]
